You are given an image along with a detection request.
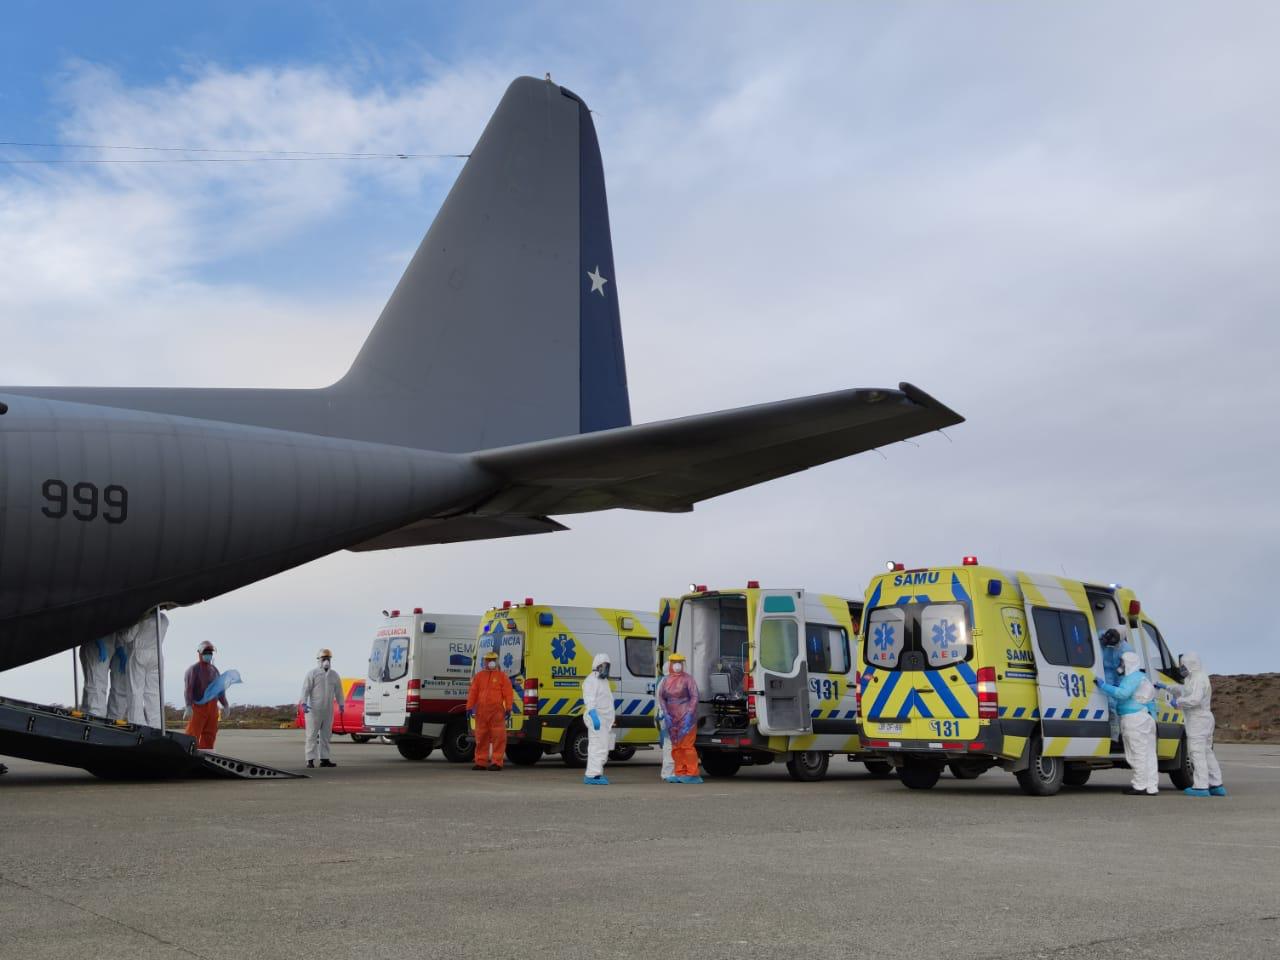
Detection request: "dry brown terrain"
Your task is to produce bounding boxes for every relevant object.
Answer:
[1209,673,1280,743]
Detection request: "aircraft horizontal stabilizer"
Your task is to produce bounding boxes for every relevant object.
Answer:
[348,515,568,551]
[471,382,962,516]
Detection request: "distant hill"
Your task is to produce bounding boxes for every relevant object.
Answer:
[164,703,297,729]
[1209,674,1280,743]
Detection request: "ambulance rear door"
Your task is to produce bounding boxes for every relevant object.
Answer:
[752,589,812,735]
[1017,574,1110,756]
[365,619,412,730]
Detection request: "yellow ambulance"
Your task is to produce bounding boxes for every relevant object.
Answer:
[471,599,660,766]
[665,582,889,781]
[856,558,1192,795]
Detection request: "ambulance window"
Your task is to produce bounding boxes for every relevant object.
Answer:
[386,635,410,681]
[349,683,365,702]
[805,624,849,674]
[368,636,389,682]
[625,636,657,678]
[920,602,970,667]
[1032,608,1095,668]
[759,619,800,673]
[865,608,906,669]
[1141,622,1176,674]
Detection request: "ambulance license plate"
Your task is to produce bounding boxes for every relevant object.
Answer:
[876,722,903,733]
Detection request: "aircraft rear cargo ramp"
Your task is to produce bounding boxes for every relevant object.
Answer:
[0,696,302,780]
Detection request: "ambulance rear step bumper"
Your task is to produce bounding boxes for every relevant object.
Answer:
[0,695,303,780]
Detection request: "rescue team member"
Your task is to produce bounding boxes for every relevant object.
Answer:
[659,653,702,784]
[183,641,228,749]
[655,660,675,782]
[299,648,345,769]
[78,635,112,716]
[1157,652,1227,797]
[467,650,513,771]
[1096,651,1158,795]
[125,611,168,728]
[581,653,616,785]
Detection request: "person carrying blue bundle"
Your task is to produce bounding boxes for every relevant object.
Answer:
[1096,650,1159,795]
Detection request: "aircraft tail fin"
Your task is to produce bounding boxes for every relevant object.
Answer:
[334,76,631,451]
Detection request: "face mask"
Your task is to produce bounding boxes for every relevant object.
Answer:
[201,653,213,663]
[486,661,497,670]
[597,665,609,678]
[672,663,684,673]
[321,661,331,671]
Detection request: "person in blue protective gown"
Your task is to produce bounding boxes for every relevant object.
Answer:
[1096,651,1159,795]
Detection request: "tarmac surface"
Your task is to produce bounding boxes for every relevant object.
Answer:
[1,732,1278,960]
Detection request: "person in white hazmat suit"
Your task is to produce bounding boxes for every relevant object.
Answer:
[125,612,169,728]
[78,635,113,716]
[581,652,616,785]
[299,648,345,768]
[1096,650,1159,795]
[654,660,675,782]
[1158,652,1227,797]
[105,628,132,721]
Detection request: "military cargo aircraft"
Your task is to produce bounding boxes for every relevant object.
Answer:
[0,76,962,672]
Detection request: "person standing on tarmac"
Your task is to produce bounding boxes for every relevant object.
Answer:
[467,650,513,770]
[1096,650,1159,795]
[1157,652,1227,797]
[655,660,676,782]
[299,648,345,769]
[184,641,227,749]
[659,652,702,783]
[581,652,616,785]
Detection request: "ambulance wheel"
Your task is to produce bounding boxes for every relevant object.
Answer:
[350,734,372,744]
[701,751,742,778]
[948,760,985,780]
[786,751,830,782]
[898,759,942,790]
[506,743,543,766]
[608,745,637,762]
[440,719,474,764]
[1167,738,1194,790]
[863,760,895,778]
[395,738,433,761]
[1015,737,1064,796]
[1063,765,1092,787]
[561,723,590,768]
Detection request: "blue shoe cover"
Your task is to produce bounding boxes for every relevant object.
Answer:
[1183,787,1210,797]
[677,775,704,784]
[583,775,609,785]
[663,776,679,783]
[1209,785,1228,797]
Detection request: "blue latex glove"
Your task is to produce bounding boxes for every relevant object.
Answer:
[115,647,129,671]
[96,638,109,663]
[504,710,512,721]
[1169,696,1179,709]
[1153,680,1166,690]
[466,708,475,719]
[302,703,310,714]
[588,709,601,731]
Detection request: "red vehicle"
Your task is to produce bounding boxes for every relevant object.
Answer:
[294,677,371,742]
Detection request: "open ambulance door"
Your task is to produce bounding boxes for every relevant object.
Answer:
[752,589,812,736]
[1017,574,1110,756]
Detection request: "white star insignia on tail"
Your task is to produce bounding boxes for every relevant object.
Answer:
[587,266,608,296]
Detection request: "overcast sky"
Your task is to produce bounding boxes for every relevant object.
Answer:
[3,1,1277,706]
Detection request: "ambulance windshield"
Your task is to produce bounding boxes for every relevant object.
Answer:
[676,595,748,700]
[865,601,972,671]
[368,636,389,682]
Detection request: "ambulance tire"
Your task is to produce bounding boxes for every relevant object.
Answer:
[561,722,590,768]
[1015,737,1064,796]
[350,734,372,743]
[440,719,475,764]
[786,751,830,782]
[863,760,895,778]
[608,745,637,762]
[506,743,543,766]
[898,759,943,790]
[948,760,985,780]
[701,751,743,778]
[395,738,433,761]
[1168,738,1194,790]
[1063,765,1092,787]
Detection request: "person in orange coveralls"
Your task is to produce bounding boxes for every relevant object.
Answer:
[183,640,227,749]
[467,650,513,770]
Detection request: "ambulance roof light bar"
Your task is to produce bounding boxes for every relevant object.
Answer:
[886,561,905,572]
[747,580,760,589]
[962,556,979,566]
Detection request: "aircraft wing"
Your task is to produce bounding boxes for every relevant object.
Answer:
[348,515,568,551]
[470,382,962,516]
